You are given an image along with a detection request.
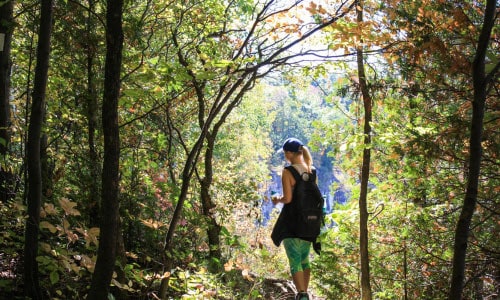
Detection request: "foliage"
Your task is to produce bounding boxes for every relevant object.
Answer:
[0,0,498,298]
[0,200,25,296]
[310,0,499,298]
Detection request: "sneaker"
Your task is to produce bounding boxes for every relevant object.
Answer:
[295,292,309,300]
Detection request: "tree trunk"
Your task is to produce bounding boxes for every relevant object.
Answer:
[85,0,101,227]
[87,0,123,298]
[0,0,15,203]
[159,136,205,299]
[112,217,128,300]
[157,1,356,295]
[201,133,222,272]
[0,0,13,157]
[449,0,496,298]
[196,78,256,274]
[356,1,372,299]
[24,0,54,299]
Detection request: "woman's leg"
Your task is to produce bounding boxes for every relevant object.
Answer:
[303,268,310,291]
[299,239,311,292]
[292,270,307,292]
[283,239,311,293]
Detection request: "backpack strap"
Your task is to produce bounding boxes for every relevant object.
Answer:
[285,165,301,181]
[285,165,316,182]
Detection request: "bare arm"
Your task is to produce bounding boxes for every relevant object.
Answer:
[272,168,295,204]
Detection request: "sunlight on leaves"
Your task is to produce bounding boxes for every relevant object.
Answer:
[59,198,81,216]
[40,221,58,233]
[42,203,58,216]
[241,269,254,282]
[141,218,166,229]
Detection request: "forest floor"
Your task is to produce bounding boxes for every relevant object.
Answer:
[1,253,328,299]
[247,275,326,300]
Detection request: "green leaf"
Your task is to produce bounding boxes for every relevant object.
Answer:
[195,71,216,80]
[212,59,232,67]
[50,271,59,284]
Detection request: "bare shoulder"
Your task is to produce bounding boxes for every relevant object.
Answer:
[282,167,293,178]
[282,168,296,184]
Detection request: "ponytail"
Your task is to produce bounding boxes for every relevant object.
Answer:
[301,145,313,173]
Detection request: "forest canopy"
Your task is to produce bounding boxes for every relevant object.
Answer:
[0,0,498,299]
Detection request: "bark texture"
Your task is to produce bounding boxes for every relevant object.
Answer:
[356,1,373,299]
[0,0,13,156]
[449,0,497,298]
[87,0,124,298]
[24,0,54,298]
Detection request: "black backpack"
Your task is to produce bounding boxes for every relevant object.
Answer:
[285,166,324,240]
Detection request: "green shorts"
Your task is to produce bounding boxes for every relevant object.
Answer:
[283,238,311,275]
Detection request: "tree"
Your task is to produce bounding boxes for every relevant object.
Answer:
[449,0,499,298]
[153,1,357,296]
[0,0,13,157]
[355,1,373,298]
[0,0,15,202]
[372,0,499,297]
[87,0,123,298]
[160,0,356,266]
[2,0,497,298]
[83,0,102,228]
[24,0,53,298]
[309,0,496,298]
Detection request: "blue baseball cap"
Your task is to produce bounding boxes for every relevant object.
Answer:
[282,138,303,152]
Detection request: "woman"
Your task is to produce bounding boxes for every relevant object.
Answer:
[271,137,317,300]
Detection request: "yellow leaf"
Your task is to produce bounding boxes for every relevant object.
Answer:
[43,203,58,215]
[242,269,254,281]
[71,263,81,273]
[63,219,70,231]
[141,218,165,229]
[111,278,123,288]
[79,255,95,272]
[40,242,52,253]
[224,260,233,272]
[59,198,81,216]
[88,227,100,246]
[40,221,58,233]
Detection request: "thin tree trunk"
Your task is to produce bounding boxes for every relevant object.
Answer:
[85,0,100,227]
[159,83,253,296]
[0,0,13,157]
[356,1,372,299]
[0,0,15,203]
[196,75,256,274]
[113,217,128,300]
[196,77,256,273]
[158,1,357,295]
[449,0,496,298]
[87,0,123,298]
[159,136,205,299]
[403,200,408,300]
[24,0,53,299]
[200,133,222,272]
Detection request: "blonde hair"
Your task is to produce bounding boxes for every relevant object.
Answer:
[300,145,313,173]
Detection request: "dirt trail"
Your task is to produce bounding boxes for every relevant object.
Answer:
[261,277,326,300]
